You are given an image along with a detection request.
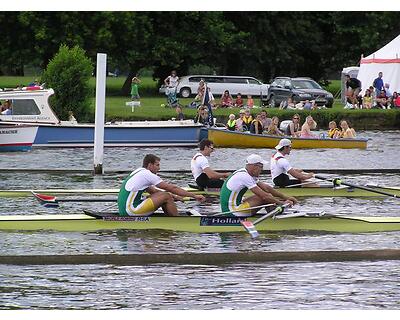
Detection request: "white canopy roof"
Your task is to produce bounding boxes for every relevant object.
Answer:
[357,35,400,94]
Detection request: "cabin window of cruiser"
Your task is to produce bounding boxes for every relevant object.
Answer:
[7,99,41,115]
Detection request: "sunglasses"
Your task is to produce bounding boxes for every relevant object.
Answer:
[293,117,299,120]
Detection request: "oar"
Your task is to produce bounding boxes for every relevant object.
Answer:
[32,191,193,208]
[210,203,275,217]
[314,175,399,199]
[240,203,291,238]
[31,191,118,208]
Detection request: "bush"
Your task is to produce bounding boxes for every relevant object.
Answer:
[41,44,93,121]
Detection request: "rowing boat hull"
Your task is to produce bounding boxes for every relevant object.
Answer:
[206,128,368,149]
[1,214,400,233]
[1,185,399,198]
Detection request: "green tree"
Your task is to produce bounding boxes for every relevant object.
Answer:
[41,44,93,121]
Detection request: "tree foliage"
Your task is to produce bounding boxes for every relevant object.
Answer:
[1,12,400,88]
[41,44,93,121]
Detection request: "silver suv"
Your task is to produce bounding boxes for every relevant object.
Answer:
[160,75,269,98]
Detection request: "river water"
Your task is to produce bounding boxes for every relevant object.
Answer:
[0,130,400,310]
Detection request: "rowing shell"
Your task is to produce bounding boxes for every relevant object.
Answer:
[1,212,400,233]
[1,185,400,198]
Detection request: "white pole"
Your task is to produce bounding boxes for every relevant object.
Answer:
[93,53,107,175]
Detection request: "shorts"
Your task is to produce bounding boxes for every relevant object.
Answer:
[196,173,224,189]
[223,201,252,217]
[125,197,155,217]
[273,173,301,188]
[131,94,140,100]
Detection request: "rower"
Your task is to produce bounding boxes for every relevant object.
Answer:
[270,138,317,188]
[220,154,297,217]
[191,139,230,190]
[118,154,205,217]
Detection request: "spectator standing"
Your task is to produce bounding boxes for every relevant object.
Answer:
[344,74,362,108]
[130,76,141,101]
[384,83,392,98]
[164,70,179,89]
[196,80,206,101]
[373,72,384,97]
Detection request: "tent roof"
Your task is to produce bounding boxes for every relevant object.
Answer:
[361,35,400,63]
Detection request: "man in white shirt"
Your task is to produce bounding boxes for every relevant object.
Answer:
[118,154,205,216]
[191,139,230,190]
[220,154,297,216]
[270,138,316,187]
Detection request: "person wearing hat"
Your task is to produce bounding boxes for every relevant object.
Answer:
[271,138,316,187]
[191,139,231,190]
[220,154,297,217]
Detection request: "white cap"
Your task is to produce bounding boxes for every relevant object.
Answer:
[246,154,267,166]
[275,138,292,150]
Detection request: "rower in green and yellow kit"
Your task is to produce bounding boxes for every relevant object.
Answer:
[118,154,205,216]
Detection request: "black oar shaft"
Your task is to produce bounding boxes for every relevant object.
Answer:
[315,175,398,198]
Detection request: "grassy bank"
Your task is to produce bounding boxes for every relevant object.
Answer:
[1,76,399,130]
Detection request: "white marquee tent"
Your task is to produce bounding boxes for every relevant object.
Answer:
[356,35,400,94]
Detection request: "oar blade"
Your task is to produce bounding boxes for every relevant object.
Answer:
[31,191,59,207]
[240,220,259,238]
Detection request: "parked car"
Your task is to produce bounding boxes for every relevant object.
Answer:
[160,75,269,98]
[265,77,334,108]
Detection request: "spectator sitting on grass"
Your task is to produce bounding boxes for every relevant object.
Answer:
[246,95,254,108]
[175,106,184,120]
[362,89,373,109]
[220,90,233,108]
[234,93,244,108]
[392,92,400,108]
[375,90,390,109]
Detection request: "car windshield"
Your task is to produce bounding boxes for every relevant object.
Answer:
[292,79,322,90]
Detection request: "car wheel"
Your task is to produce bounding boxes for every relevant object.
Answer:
[180,88,191,98]
[269,96,277,107]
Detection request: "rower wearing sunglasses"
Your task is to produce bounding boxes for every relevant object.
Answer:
[220,154,297,217]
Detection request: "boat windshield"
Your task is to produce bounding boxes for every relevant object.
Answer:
[0,99,41,115]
